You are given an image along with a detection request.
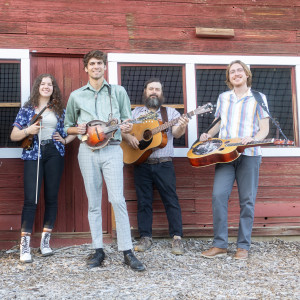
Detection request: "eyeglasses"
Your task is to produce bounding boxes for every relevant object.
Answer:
[229,68,245,75]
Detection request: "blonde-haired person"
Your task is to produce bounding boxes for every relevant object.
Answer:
[11,74,75,263]
[200,60,269,260]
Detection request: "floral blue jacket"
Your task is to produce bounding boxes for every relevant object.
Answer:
[12,106,67,160]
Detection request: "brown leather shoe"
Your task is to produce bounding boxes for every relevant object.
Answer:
[134,236,152,252]
[234,248,248,260]
[200,247,227,259]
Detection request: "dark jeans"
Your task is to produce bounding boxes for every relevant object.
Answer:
[21,143,64,233]
[134,161,183,238]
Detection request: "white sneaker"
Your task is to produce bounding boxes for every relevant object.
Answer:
[40,232,53,256]
[20,235,32,263]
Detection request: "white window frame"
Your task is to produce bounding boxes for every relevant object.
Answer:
[108,53,300,157]
[0,49,30,158]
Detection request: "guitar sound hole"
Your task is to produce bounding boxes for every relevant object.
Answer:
[192,140,222,155]
[143,130,152,141]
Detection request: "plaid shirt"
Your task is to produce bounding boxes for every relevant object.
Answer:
[12,106,67,160]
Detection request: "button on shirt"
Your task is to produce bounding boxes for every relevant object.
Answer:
[64,80,132,142]
[215,88,269,156]
[131,106,180,158]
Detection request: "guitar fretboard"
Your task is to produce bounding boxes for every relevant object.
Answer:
[226,138,275,147]
[151,111,196,135]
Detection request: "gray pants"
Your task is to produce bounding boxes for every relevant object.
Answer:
[78,143,133,251]
[212,155,262,250]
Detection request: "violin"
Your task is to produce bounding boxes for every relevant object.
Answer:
[21,100,57,150]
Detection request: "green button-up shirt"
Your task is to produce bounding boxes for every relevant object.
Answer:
[64,79,132,141]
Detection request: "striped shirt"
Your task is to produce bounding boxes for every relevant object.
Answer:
[131,106,180,158]
[215,88,269,156]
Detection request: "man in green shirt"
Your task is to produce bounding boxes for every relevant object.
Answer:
[64,50,145,271]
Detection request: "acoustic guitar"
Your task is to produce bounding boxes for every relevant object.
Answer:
[121,103,213,165]
[81,111,157,150]
[187,138,294,168]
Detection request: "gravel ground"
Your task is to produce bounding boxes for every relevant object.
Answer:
[0,238,299,300]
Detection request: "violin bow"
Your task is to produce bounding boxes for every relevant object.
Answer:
[35,123,42,204]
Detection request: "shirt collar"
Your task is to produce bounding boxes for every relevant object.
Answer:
[230,87,252,100]
[83,79,110,92]
[143,106,161,113]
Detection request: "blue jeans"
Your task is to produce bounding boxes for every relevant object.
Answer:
[21,143,64,233]
[134,161,183,238]
[212,155,262,250]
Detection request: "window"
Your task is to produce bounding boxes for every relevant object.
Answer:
[119,64,186,146]
[196,66,296,143]
[108,53,299,158]
[0,61,21,147]
[0,49,30,158]
[196,67,228,136]
[251,67,295,141]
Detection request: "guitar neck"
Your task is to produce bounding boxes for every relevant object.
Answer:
[152,110,196,135]
[227,138,275,147]
[104,117,150,133]
[29,103,52,125]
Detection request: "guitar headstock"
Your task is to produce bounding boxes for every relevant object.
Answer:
[274,139,294,146]
[195,103,214,115]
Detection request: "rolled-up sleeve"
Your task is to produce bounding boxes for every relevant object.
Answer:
[64,93,78,134]
[116,86,132,121]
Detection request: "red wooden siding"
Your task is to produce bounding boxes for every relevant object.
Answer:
[125,157,300,237]
[0,56,111,249]
[0,1,299,55]
[0,0,300,249]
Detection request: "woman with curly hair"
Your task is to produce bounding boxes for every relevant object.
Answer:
[11,74,75,263]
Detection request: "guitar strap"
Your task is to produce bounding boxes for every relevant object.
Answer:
[251,89,288,140]
[160,106,168,132]
[107,84,113,120]
[192,89,289,146]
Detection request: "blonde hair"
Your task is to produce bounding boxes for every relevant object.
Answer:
[225,60,252,90]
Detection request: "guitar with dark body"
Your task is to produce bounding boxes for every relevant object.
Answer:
[187,138,294,167]
[21,100,57,150]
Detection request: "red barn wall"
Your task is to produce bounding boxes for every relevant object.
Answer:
[0,0,300,249]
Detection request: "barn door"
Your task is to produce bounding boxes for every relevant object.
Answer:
[30,54,109,235]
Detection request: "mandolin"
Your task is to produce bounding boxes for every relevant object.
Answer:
[21,100,57,150]
[187,138,294,167]
[81,111,158,150]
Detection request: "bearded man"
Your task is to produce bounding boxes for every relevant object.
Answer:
[123,78,189,255]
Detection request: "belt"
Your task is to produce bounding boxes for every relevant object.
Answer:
[145,157,172,164]
[40,139,54,146]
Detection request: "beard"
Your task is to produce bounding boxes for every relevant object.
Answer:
[142,93,165,110]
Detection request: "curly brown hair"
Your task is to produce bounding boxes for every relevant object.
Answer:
[24,74,64,117]
[83,50,107,68]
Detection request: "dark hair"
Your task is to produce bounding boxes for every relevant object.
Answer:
[225,60,252,90]
[83,50,107,68]
[24,74,64,117]
[143,78,164,90]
